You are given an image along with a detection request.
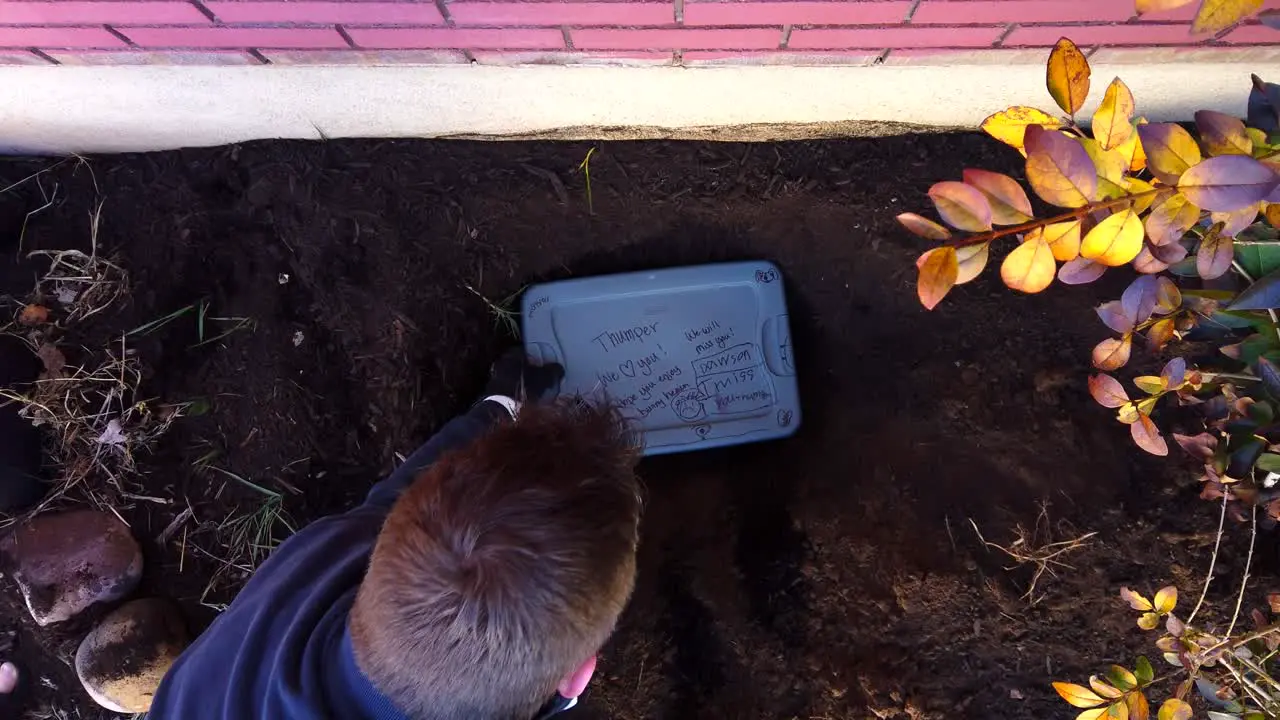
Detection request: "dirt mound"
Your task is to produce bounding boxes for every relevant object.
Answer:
[0,137,1235,719]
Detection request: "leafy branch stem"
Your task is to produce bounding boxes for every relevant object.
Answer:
[944,189,1168,249]
[1188,490,1229,625]
[1225,499,1258,639]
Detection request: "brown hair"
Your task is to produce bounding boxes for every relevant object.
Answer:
[350,400,642,720]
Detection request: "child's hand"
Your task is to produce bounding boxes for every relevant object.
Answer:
[485,348,564,403]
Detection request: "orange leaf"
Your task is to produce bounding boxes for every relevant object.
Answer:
[1093,335,1132,370]
[981,106,1063,155]
[1001,234,1056,293]
[962,169,1034,225]
[1196,224,1234,279]
[1093,78,1136,151]
[1267,203,1280,227]
[897,213,952,241]
[1193,0,1264,34]
[1126,692,1150,720]
[1081,210,1144,266]
[1053,682,1107,709]
[17,304,49,326]
[929,181,994,232]
[1138,124,1203,184]
[1196,109,1253,156]
[1089,677,1124,700]
[1046,38,1091,116]
[1144,194,1200,246]
[1119,117,1149,173]
[1090,374,1130,408]
[1040,220,1083,262]
[955,242,990,285]
[1025,125,1099,208]
[1132,413,1169,456]
[916,247,958,310]
[1147,317,1176,351]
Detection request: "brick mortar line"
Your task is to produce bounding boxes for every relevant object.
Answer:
[992,23,1015,47]
[102,24,136,45]
[902,0,922,24]
[335,23,357,47]
[247,48,269,63]
[28,48,59,64]
[433,0,453,26]
[0,21,1245,30]
[561,25,573,48]
[190,0,217,23]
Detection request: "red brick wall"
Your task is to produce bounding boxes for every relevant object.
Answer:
[0,0,1276,66]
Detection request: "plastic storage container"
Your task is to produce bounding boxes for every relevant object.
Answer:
[522,261,800,455]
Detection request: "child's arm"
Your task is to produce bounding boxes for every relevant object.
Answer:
[362,350,564,509]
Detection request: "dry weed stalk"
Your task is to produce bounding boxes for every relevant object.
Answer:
[970,503,1097,606]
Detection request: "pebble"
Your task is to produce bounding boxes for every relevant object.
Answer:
[76,598,189,713]
[1,509,143,625]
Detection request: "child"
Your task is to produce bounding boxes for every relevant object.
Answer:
[149,351,643,719]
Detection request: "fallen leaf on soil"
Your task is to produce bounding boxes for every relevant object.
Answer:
[37,343,66,379]
[18,304,49,326]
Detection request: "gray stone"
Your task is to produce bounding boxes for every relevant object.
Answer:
[76,598,189,713]
[0,509,142,625]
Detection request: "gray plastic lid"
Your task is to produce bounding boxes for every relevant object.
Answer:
[522,261,800,455]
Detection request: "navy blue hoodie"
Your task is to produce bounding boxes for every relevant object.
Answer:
[150,403,509,720]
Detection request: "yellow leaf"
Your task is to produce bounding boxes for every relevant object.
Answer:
[1106,700,1130,720]
[897,213,952,241]
[1136,0,1196,12]
[1054,682,1107,709]
[1144,194,1200,246]
[916,247,958,310]
[1001,235,1056,293]
[1127,692,1150,720]
[1120,587,1154,611]
[1154,586,1177,614]
[1125,177,1160,214]
[1119,117,1149,173]
[1082,210,1144,266]
[1117,401,1140,424]
[1193,0,1264,33]
[1094,335,1132,371]
[1134,376,1167,395]
[1138,611,1160,629]
[1156,698,1191,720]
[1196,109,1253,156]
[963,169,1034,225]
[981,106,1063,155]
[1077,709,1108,720]
[1083,138,1129,184]
[1148,317,1176,351]
[1026,126,1099,208]
[1089,677,1125,699]
[956,242,990,285]
[1041,220,1083,262]
[1138,124,1203,184]
[929,181,994,232]
[1047,38,1091,116]
[1094,78,1136,150]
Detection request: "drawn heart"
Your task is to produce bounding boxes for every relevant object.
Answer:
[619,360,636,378]
[694,424,712,439]
[776,409,794,428]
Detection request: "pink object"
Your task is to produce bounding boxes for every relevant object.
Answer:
[450,3,674,26]
[1004,23,1200,46]
[684,1,912,26]
[206,2,444,25]
[0,26,126,48]
[347,27,567,49]
[0,1,209,25]
[123,26,350,49]
[911,0,1134,24]
[790,25,1004,49]
[572,27,783,50]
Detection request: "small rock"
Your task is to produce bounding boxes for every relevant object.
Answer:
[76,598,189,713]
[1,509,142,625]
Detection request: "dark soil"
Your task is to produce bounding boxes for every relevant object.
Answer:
[0,136,1262,719]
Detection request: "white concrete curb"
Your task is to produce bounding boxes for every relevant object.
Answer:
[0,62,1262,153]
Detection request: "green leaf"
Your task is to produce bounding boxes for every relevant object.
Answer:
[1234,240,1280,280]
[1229,267,1280,310]
[1178,155,1280,212]
[1227,436,1265,478]
[1249,400,1275,425]
[1134,656,1154,686]
[1105,665,1138,691]
[1256,453,1280,473]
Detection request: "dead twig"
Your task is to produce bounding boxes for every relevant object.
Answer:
[969,505,1096,606]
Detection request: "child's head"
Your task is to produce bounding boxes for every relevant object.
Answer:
[350,401,642,720]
